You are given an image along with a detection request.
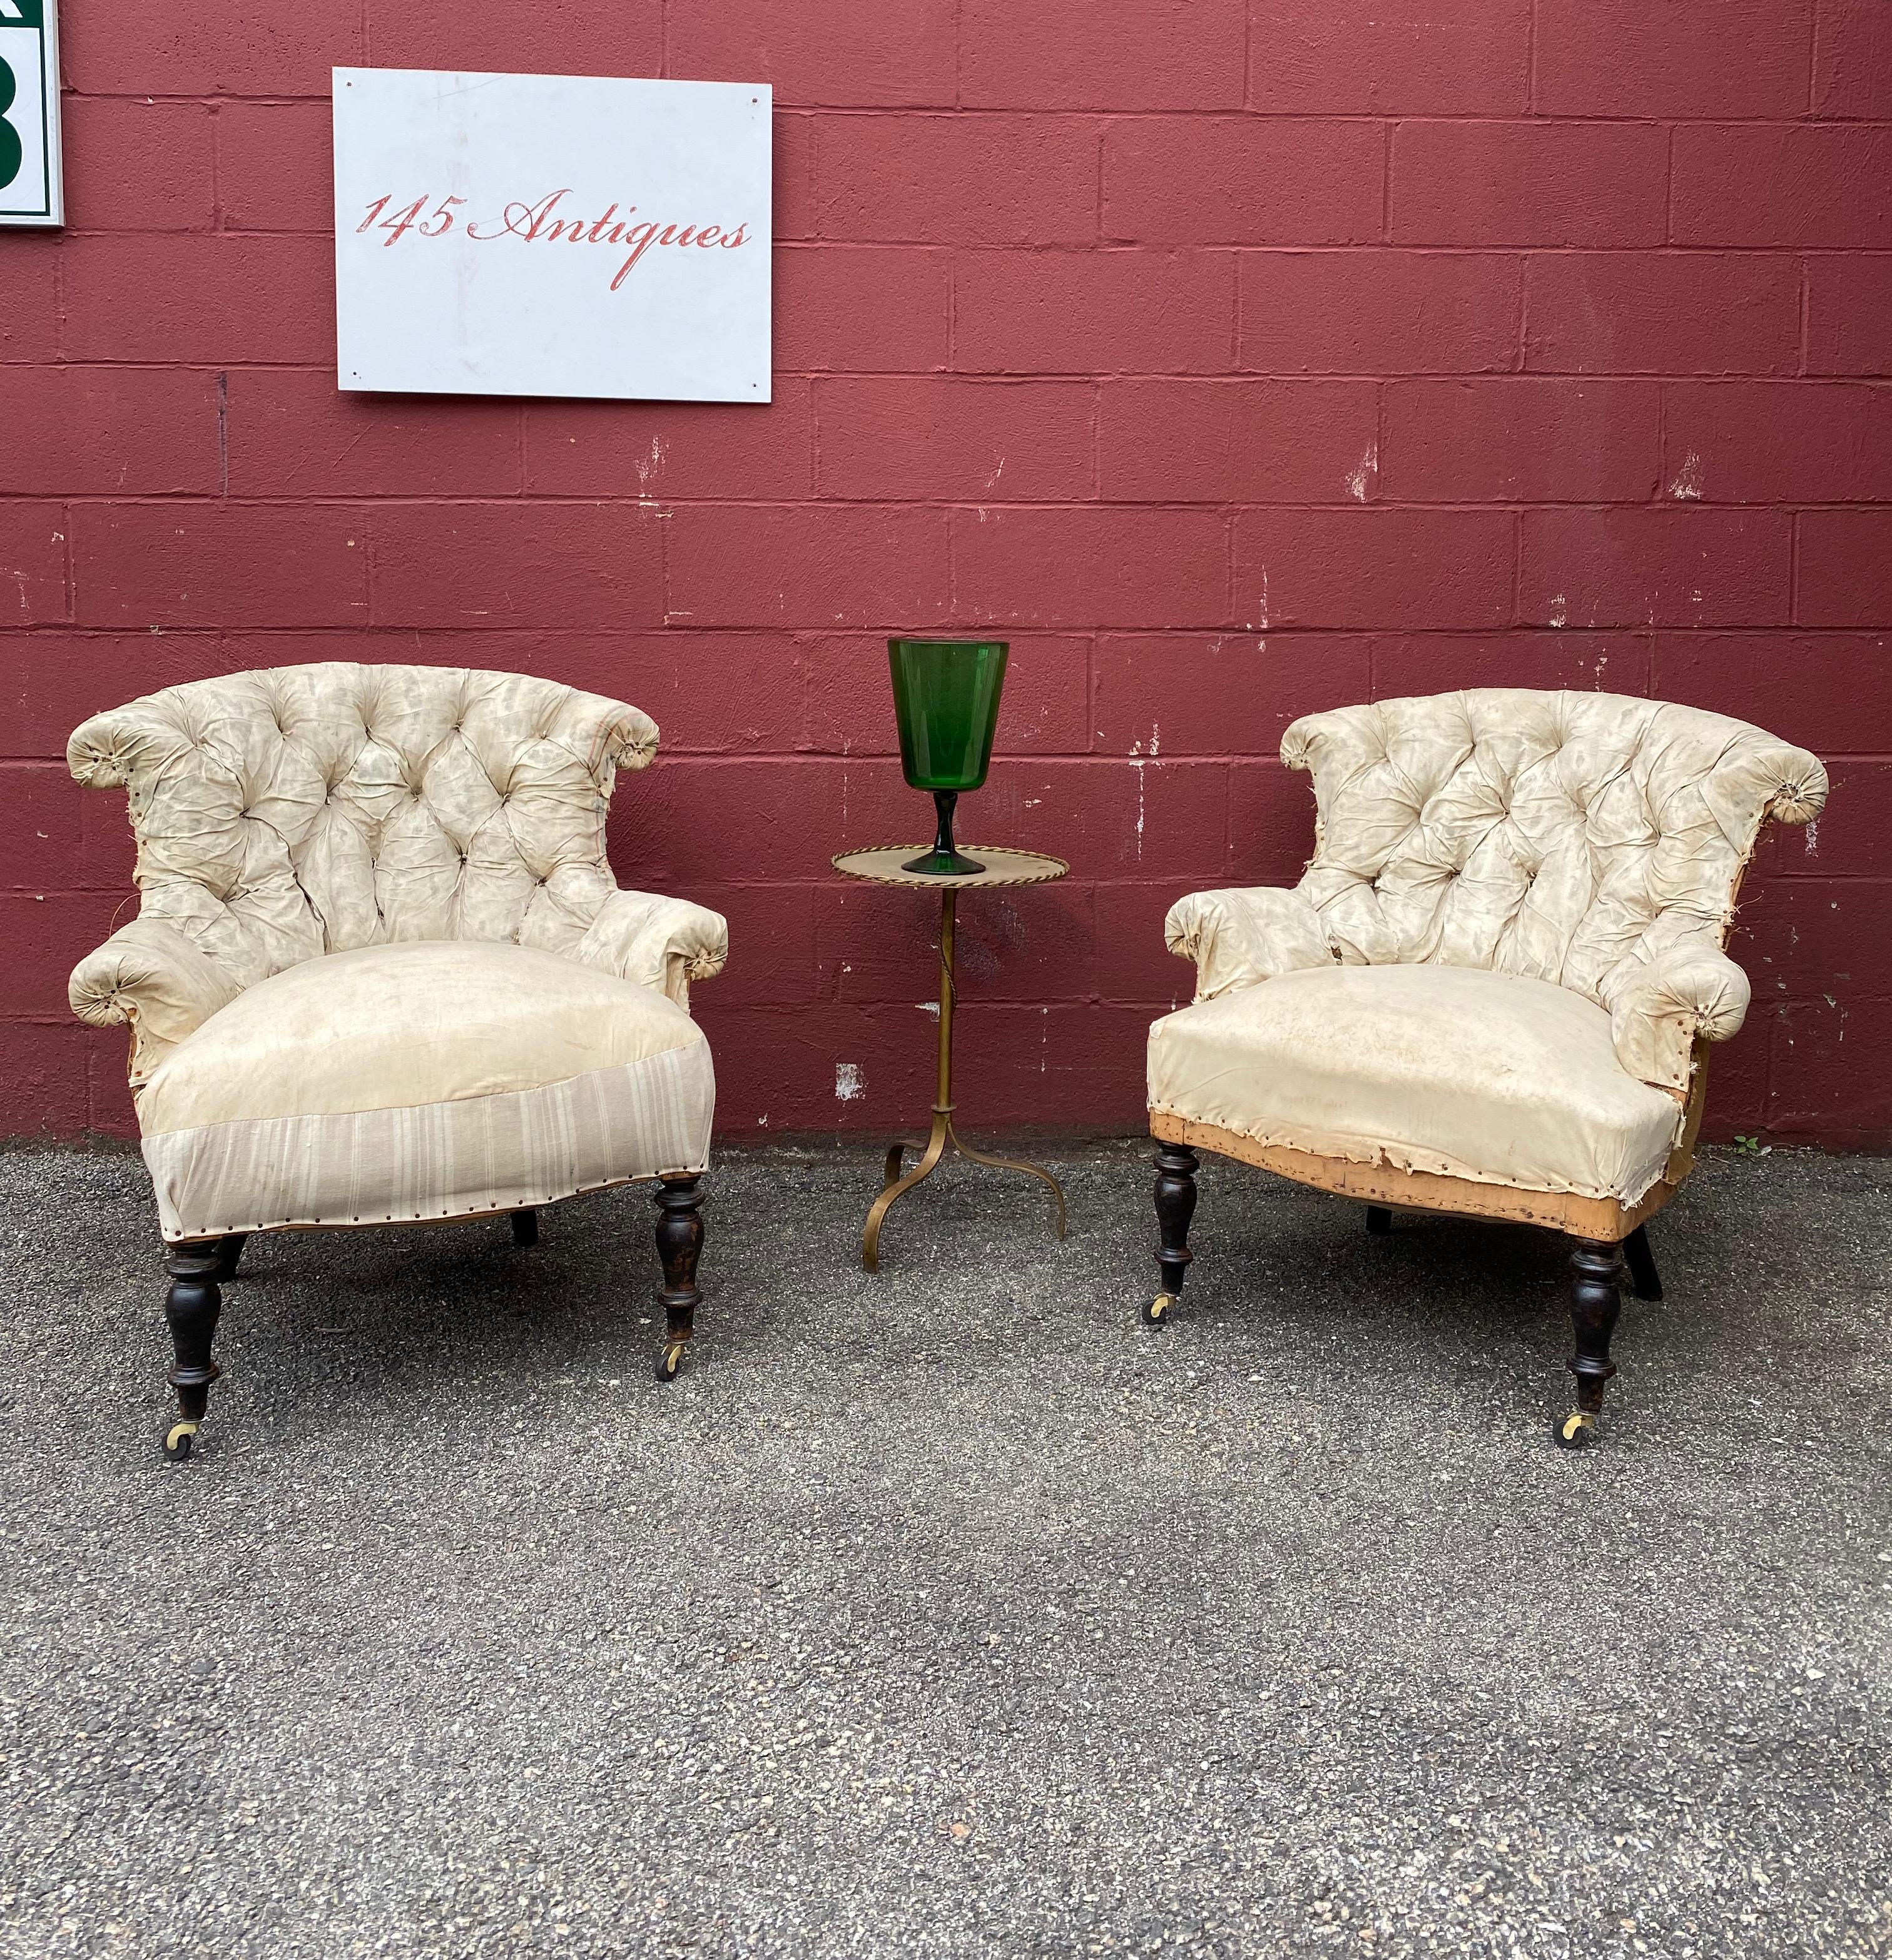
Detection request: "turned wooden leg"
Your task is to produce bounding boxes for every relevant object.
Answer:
[1144,1144,1199,1326]
[1556,1236,1624,1450]
[511,1209,539,1249]
[209,1234,247,1282]
[1365,1206,1393,1236]
[163,1244,224,1461]
[653,1175,703,1382]
[1622,1222,1662,1302]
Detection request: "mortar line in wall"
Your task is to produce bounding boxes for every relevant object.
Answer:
[1514,253,1529,375]
[1227,245,1241,367]
[944,492,957,619]
[808,380,822,502]
[24,358,1868,386]
[37,240,1872,256]
[6,875,1878,895]
[806,112,821,249]
[0,709,1686,753]
[1094,118,1106,243]
[1760,1019,1784,1130]
[1091,377,1106,502]
[608,749,1883,770]
[51,228,66,367]
[1373,381,1385,506]
[62,492,1824,512]
[1654,377,1665,504]
[1223,507,1236,630]
[49,95,1892,125]
[46,623,1873,640]
[1380,123,1392,245]
[208,98,223,233]
[1663,124,1677,248]
[1082,632,1097,755]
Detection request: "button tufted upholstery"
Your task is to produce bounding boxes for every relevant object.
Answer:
[1166,690,1825,1097]
[67,664,728,1243]
[1153,690,1826,1208]
[68,664,728,1085]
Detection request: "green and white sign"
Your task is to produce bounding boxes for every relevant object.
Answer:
[0,0,62,227]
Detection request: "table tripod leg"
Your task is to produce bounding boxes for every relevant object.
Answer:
[863,890,957,1274]
[860,884,1069,1266]
[863,1113,949,1272]
[949,1119,1069,1241]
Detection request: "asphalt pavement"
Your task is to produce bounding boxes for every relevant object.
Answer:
[1,1137,1887,1959]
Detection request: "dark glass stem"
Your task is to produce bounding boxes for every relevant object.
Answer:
[902,790,985,876]
[932,790,959,861]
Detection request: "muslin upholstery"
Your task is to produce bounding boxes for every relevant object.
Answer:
[68,665,726,1242]
[136,943,713,1241]
[1153,691,1826,1207]
[1148,965,1683,1205]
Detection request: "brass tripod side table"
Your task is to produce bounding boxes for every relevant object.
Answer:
[832,845,1071,1272]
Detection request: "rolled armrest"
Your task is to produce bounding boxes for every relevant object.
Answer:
[1164,886,1335,1002]
[1607,939,1750,1094]
[575,889,729,1010]
[69,919,242,1087]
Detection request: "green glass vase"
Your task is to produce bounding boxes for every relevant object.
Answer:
[888,637,1009,876]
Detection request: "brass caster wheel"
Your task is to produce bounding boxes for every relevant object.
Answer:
[1142,1292,1177,1327]
[162,1419,200,1462]
[1553,1409,1597,1451]
[655,1341,689,1383]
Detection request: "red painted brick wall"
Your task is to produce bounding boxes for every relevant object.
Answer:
[3,1,1888,1147]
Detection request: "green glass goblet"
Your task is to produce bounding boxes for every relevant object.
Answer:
[888,637,1009,876]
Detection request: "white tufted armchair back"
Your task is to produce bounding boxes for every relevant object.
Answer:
[68,664,660,993]
[1168,689,1827,1098]
[1280,690,1825,1001]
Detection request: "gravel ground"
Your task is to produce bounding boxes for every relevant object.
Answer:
[0,1137,1888,1959]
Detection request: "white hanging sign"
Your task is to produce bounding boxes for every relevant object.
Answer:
[0,0,63,227]
[332,68,771,402]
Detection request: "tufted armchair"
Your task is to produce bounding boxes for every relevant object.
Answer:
[1141,689,1826,1448]
[68,664,728,1458]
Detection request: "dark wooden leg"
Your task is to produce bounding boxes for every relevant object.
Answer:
[1144,1144,1198,1326]
[163,1244,224,1461]
[653,1175,703,1381]
[1556,1237,1624,1450]
[511,1209,539,1249]
[210,1234,247,1282]
[1622,1223,1662,1301]
[1365,1206,1392,1235]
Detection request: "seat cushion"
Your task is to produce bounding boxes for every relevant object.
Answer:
[138,942,714,1241]
[1147,965,1685,1206]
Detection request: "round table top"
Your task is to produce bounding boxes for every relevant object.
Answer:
[832,845,1069,891]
